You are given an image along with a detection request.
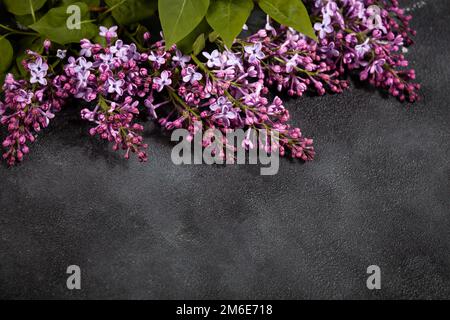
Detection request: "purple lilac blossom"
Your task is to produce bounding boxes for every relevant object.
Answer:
[0,0,419,165]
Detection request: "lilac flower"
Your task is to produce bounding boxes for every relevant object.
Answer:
[126,44,140,61]
[314,15,334,39]
[366,5,387,33]
[57,49,67,59]
[115,47,131,62]
[320,42,340,58]
[75,85,95,101]
[369,59,386,75]
[324,1,337,16]
[214,107,238,127]
[99,26,118,41]
[210,97,238,126]
[30,71,47,86]
[173,50,191,67]
[39,109,55,126]
[246,66,258,78]
[107,78,125,96]
[74,57,92,73]
[210,96,232,112]
[76,71,90,90]
[153,71,172,92]
[99,53,114,68]
[182,66,203,84]
[285,54,299,73]
[80,39,93,57]
[110,40,132,62]
[149,51,166,65]
[28,58,48,76]
[244,43,265,64]
[15,89,33,105]
[348,1,365,19]
[28,58,49,86]
[392,35,404,47]
[224,51,242,69]
[81,106,98,121]
[355,38,371,58]
[202,50,222,68]
[325,1,344,28]
[110,40,124,54]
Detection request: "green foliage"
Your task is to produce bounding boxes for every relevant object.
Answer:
[105,0,157,25]
[0,0,318,78]
[62,0,100,5]
[206,0,253,48]
[3,0,48,16]
[258,0,317,41]
[159,0,210,49]
[192,33,205,56]
[15,12,45,27]
[0,37,13,73]
[176,19,211,54]
[29,2,97,45]
[158,0,316,51]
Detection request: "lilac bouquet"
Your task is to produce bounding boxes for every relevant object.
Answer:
[0,0,419,166]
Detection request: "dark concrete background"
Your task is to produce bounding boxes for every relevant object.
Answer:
[0,0,449,299]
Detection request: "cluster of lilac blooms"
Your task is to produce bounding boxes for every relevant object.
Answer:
[0,53,66,166]
[0,0,419,165]
[63,34,150,162]
[242,0,420,101]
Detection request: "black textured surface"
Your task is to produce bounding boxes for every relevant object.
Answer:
[0,0,449,300]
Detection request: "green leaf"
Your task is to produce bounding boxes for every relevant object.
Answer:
[258,0,317,41]
[208,30,219,43]
[62,0,100,6]
[192,33,205,56]
[159,0,210,49]
[15,13,44,27]
[176,19,211,54]
[3,0,47,16]
[206,0,253,48]
[29,2,97,45]
[0,38,13,73]
[105,0,157,25]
